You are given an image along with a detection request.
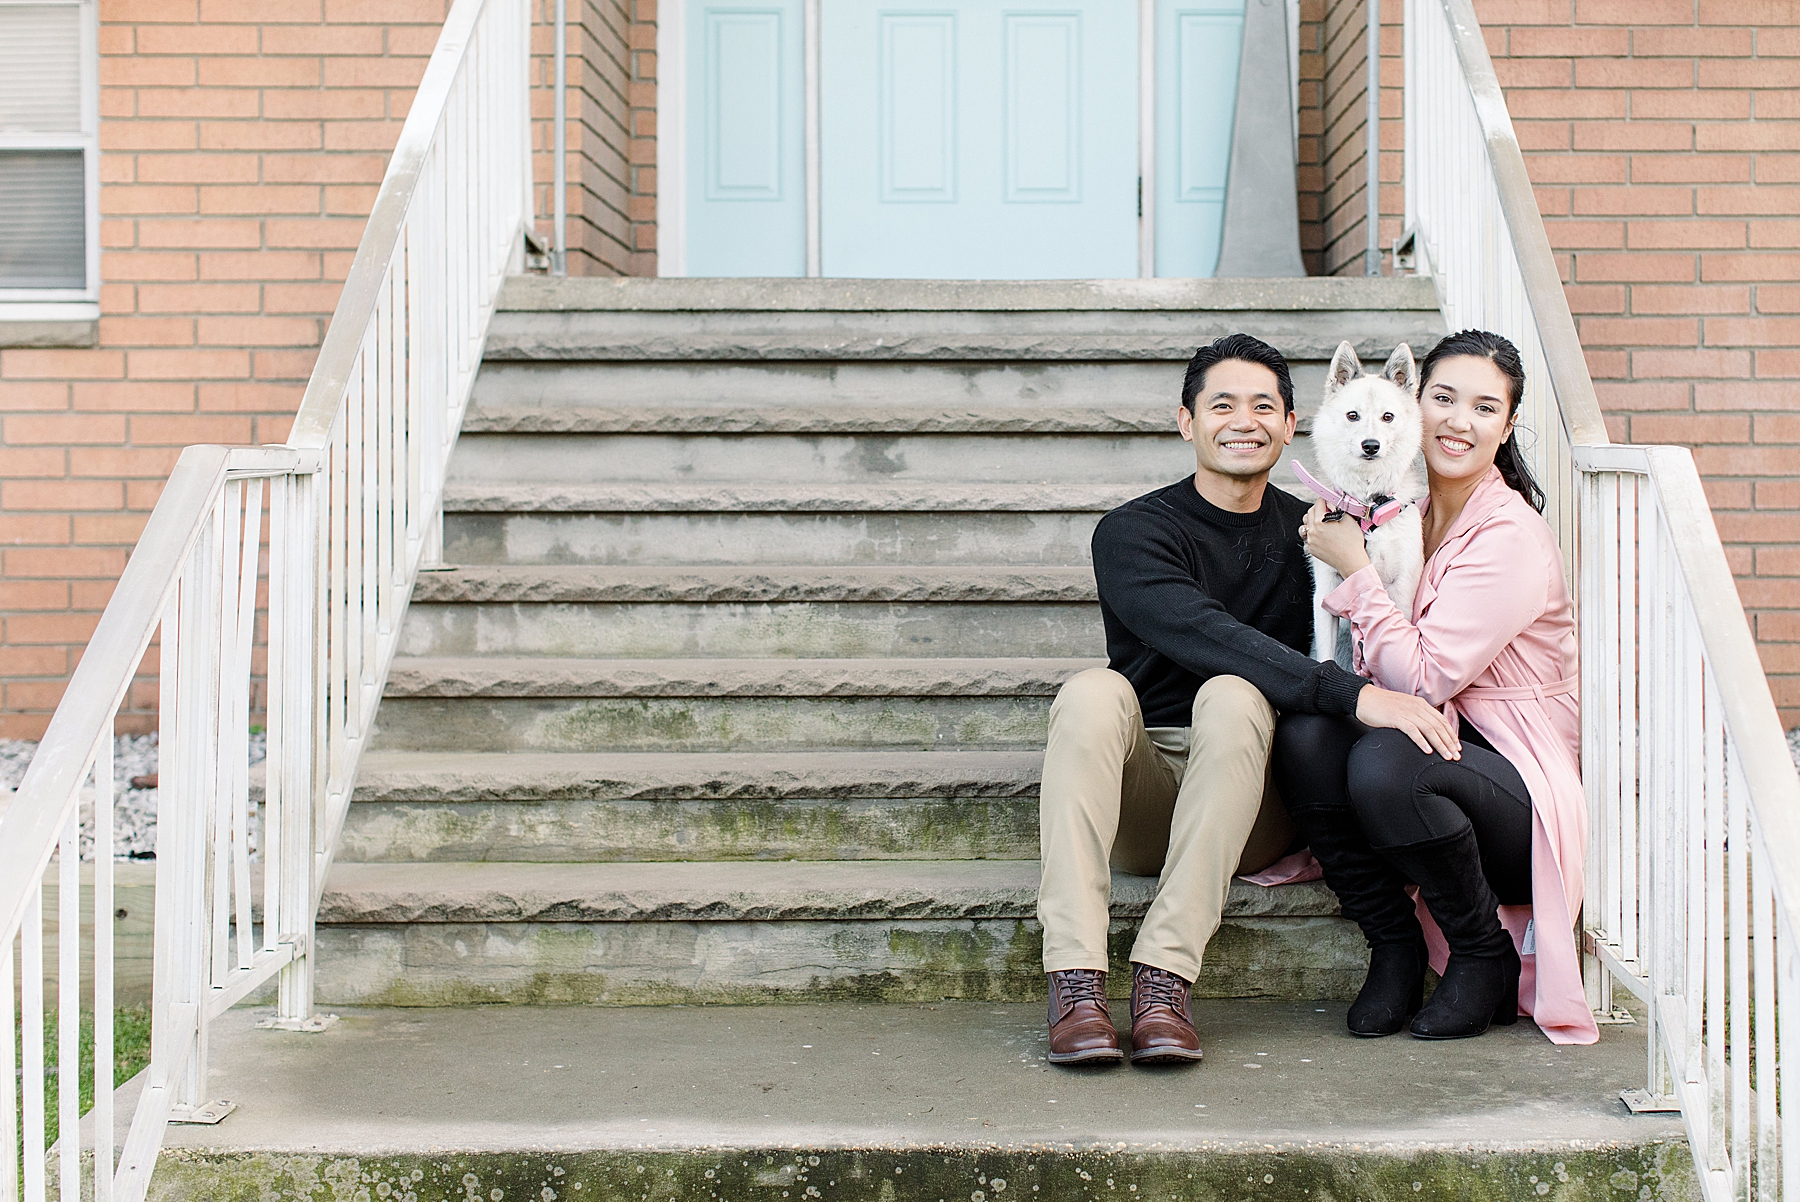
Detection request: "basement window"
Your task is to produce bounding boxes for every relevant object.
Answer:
[0,0,99,346]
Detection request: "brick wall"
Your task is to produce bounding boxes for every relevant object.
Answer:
[1467,0,1800,725]
[0,0,650,739]
[1317,0,1405,277]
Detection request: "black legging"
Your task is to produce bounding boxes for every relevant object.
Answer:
[1274,713,1534,905]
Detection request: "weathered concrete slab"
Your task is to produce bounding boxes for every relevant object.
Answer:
[409,567,1101,606]
[130,998,1692,1200]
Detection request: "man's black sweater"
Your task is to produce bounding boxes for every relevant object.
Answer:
[1092,476,1369,727]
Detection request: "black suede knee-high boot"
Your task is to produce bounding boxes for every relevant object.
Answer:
[1376,827,1521,1040]
[1287,801,1427,1038]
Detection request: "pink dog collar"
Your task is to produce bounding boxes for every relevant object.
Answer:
[1291,462,1410,534]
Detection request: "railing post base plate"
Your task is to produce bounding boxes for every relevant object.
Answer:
[1618,1089,1681,1115]
[169,1099,239,1125]
[256,1013,339,1033]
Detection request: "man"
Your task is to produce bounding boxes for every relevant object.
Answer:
[1038,333,1460,1066]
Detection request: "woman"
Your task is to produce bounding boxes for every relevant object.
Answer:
[1275,329,1596,1046]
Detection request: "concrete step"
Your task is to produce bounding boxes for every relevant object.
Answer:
[372,657,1097,753]
[134,1001,1693,1202]
[308,860,1358,1005]
[483,276,1446,364]
[444,429,1198,486]
[460,401,1191,434]
[400,565,1103,662]
[338,749,1044,862]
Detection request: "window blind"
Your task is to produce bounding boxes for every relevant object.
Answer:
[0,3,88,291]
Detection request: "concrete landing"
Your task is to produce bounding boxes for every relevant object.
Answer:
[135,1001,1695,1200]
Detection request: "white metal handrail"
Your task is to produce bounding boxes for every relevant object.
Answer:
[0,0,529,1195]
[1408,1,1800,1198]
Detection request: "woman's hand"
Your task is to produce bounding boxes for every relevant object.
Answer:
[1300,500,1373,578]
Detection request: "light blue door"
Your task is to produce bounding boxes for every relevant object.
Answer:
[819,0,1138,279]
[684,0,807,276]
[1155,0,1244,277]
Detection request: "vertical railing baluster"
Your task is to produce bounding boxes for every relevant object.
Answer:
[233,480,262,971]
[56,807,78,1202]
[23,887,46,1202]
[94,734,114,1202]
[1730,751,1753,1196]
[2,925,17,1202]
[210,485,236,993]
[1754,816,1778,1202]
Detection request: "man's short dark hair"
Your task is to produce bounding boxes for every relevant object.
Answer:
[1181,333,1295,416]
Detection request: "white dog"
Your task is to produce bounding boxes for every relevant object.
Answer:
[1295,341,1426,669]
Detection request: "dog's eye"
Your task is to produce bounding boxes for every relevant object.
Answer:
[1345,411,1360,422]
[1381,413,1394,423]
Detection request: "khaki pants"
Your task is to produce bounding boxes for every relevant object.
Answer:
[1037,668,1294,982]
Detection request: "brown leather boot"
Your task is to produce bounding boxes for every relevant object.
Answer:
[1046,969,1123,1064]
[1129,963,1203,1064]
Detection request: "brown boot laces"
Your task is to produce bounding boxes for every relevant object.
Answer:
[1134,967,1187,1012]
[1056,969,1108,1007]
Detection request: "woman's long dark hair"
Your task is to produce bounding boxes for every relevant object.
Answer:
[1417,329,1546,512]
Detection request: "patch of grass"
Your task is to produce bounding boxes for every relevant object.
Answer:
[12,1006,152,1180]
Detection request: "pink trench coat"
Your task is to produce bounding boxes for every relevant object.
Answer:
[1323,466,1599,1046]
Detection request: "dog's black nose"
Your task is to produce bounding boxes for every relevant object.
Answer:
[1361,438,1382,456]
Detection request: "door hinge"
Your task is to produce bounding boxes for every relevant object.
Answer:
[1137,176,1143,218]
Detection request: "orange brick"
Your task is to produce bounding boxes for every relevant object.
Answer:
[1755,350,1800,377]
[124,479,167,510]
[0,447,66,477]
[100,120,197,151]
[1575,59,1694,89]
[198,121,323,151]
[1631,282,1751,313]
[1756,414,1800,443]
[1548,220,1625,249]
[0,645,72,674]
[102,183,203,215]
[127,413,254,444]
[1504,24,1626,57]
[70,381,195,412]
[322,120,407,152]
[1495,59,1575,89]
[195,315,321,346]
[196,0,324,21]
[69,579,123,611]
[1632,348,1754,377]
[1576,251,1698,282]
[1573,186,1695,216]
[1563,282,1627,313]
[197,250,321,280]
[251,349,319,379]
[70,511,151,544]
[136,153,262,185]
[1759,285,1800,312]
[135,217,263,249]
[267,88,390,122]
[197,381,307,412]
[0,381,73,412]
[197,56,322,87]
[1697,381,1800,409]
[1699,59,1800,90]
[100,56,197,87]
[1625,219,1746,249]
[1759,159,1800,186]
[198,184,323,215]
[136,281,262,312]
[1524,154,1626,184]
[258,25,385,55]
[1630,90,1752,121]
[1578,316,1699,345]
[321,57,433,89]
[125,348,252,379]
[1,479,125,511]
[1759,479,1800,509]
[1584,348,1629,377]
[1571,124,1696,153]
[0,350,126,380]
[1630,413,1752,443]
[323,185,379,214]
[1699,444,1800,475]
[136,86,260,119]
[1634,27,1753,56]
[5,610,106,641]
[100,249,198,281]
[1573,0,1692,19]
[1719,518,1800,553]
[3,413,127,445]
[95,315,195,347]
[100,216,136,245]
[264,217,367,249]
[0,514,72,545]
[1750,221,1800,249]
[1759,611,1800,641]
[262,153,386,184]
[262,282,346,313]
[132,24,258,54]
[1633,156,1753,185]
[322,0,447,22]
[1697,124,1800,152]
[69,446,185,478]
[1703,253,1800,281]
[1705,317,1800,346]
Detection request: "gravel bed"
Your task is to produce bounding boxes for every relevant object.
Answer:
[0,731,265,861]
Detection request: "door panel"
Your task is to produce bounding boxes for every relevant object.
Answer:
[1154,0,1244,277]
[821,0,1137,279]
[685,1,806,276]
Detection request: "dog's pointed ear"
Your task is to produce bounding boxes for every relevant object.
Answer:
[1383,343,1418,396]
[1326,341,1361,398]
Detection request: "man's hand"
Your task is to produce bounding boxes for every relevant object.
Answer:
[1355,685,1461,760]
